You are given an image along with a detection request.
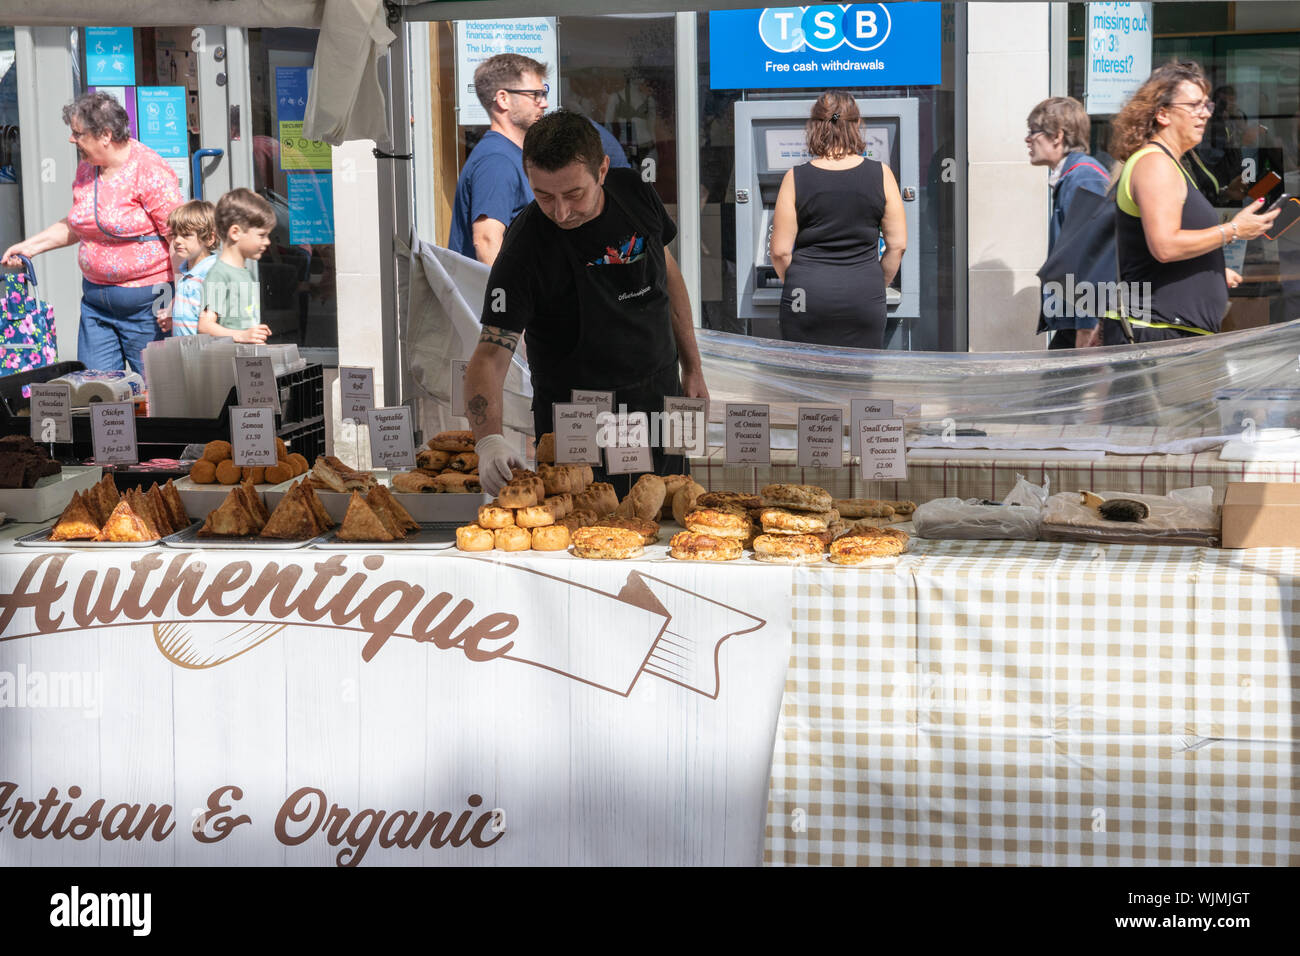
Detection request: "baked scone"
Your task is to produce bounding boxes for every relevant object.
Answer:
[761,483,833,514]
[391,470,438,493]
[571,526,644,560]
[494,525,532,551]
[594,514,659,544]
[535,432,556,465]
[531,524,571,552]
[668,531,742,562]
[684,507,752,539]
[478,503,515,529]
[697,490,761,511]
[752,533,825,565]
[455,524,494,552]
[428,430,475,453]
[834,498,898,519]
[515,503,557,528]
[760,507,829,534]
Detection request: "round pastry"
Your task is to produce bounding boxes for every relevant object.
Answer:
[544,493,573,518]
[215,459,242,485]
[493,525,532,552]
[684,507,752,539]
[571,526,644,560]
[833,498,896,519]
[761,483,833,514]
[759,507,828,534]
[434,472,482,494]
[202,440,233,463]
[477,503,515,529]
[752,533,825,565]
[595,514,660,544]
[449,452,479,473]
[623,473,666,522]
[241,466,266,485]
[498,480,539,509]
[539,463,572,496]
[515,503,557,528]
[669,531,742,562]
[264,464,292,485]
[287,453,310,476]
[531,524,571,552]
[829,527,908,563]
[189,459,217,484]
[455,524,494,552]
[535,432,556,465]
[428,430,476,453]
[697,490,761,511]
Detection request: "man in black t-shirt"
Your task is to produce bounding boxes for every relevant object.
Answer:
[465,110,709,496]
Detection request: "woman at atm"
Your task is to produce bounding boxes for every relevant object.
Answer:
[769,91,906,350]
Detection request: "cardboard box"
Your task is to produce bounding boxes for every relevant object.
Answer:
[1221,482,1300,548]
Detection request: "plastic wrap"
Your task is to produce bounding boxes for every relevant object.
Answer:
[1039,487,1220,547]
[912,474,1049,540]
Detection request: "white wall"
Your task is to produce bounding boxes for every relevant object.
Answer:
[966,2,1052,352]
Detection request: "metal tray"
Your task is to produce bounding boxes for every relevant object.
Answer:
[14,520,201,549]
[311,522,460,550]
[160,522,327,550]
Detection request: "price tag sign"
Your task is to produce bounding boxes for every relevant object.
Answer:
[798,406,843,467]
[90,401,139,465]
[851,398,895,458]
[605,443,654,475]
[234,356,281,412]
[571,389,614,415]
[450,360,469,417]
[367,407,417,470]
[553,403,601,464]
[663,397,707,457]
[859,418,907,480]
[340,366,374,423]
[231,406,278,467]
[725,403,770,466]
[29,384,72,444]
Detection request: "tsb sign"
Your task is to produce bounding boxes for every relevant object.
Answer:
[759,4,893,54]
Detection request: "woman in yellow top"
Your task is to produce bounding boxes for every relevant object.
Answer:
[1105,61,1277,344]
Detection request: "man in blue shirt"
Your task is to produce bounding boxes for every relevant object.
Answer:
[449,54,550,265]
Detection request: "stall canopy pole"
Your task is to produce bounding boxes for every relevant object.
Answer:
[376,21,415,409]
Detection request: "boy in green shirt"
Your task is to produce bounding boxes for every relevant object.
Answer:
[199,187,275,344]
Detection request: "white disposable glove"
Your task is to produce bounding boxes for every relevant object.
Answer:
[475,434,524,496]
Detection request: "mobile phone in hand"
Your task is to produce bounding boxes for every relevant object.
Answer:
[1264,195,1300,241]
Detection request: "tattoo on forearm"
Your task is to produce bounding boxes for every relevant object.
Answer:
[466,393,489,427]
[478,325,520,352]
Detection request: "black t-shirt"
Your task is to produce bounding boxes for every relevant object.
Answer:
[482,168,677,371]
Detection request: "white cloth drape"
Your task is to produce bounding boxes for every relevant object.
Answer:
[303,0,396,147]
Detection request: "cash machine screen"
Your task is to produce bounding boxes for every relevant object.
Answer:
[764,128,811,171]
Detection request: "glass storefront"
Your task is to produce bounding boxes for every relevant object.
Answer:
[0,28,23,249]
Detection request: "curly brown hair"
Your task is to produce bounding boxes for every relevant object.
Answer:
[805,92,865,160]
[1108,61,1209,161]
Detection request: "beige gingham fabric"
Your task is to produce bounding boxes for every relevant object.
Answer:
[764,541,1300,866]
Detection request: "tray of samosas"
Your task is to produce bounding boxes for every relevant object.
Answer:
[162,478,332,549]
[18,475,197,547]
[311,486,458,549]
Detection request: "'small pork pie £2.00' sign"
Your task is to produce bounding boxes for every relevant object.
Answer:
[709,3,941,90]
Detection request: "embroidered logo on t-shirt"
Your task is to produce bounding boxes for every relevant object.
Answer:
[588,234,645,266]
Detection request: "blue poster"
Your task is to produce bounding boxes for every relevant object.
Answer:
[275,66,308,123]
[288,174,334,244]
[709,3,942,90]
[135,87,188,158]
[85,27,136,86]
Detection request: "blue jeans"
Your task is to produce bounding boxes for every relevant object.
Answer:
[79,278,165,375]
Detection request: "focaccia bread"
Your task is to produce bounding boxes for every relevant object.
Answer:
[760,483,833,514]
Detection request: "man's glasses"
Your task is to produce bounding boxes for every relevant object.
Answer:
[503,84,549,103]
[1170,99,1215,116]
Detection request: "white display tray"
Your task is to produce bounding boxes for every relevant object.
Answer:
[311,523,460,550]
[173,474,277,520]
[265,470,488,524]
[0,465,103,523]
[161,523,326,550]
[14,522,201,549]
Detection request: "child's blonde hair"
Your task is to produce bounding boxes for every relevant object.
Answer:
[166,200,218,251]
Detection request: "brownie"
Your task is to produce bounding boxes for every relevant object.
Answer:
[0,456,27,488]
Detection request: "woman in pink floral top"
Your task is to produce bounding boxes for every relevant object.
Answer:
[2,91,183,374]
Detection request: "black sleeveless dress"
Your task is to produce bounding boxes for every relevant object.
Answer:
[778,159,888,349]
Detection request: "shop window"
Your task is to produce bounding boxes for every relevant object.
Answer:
[0,27,22,248]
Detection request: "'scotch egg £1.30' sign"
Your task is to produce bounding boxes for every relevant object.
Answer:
[709,3,941,90]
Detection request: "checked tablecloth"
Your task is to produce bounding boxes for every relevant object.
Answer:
[764,540,1300,866]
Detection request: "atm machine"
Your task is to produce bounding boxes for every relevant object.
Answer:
[733,97,920,344]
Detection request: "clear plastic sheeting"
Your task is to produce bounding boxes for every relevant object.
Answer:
[696,322,1300,440]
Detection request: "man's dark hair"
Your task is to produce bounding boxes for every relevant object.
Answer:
[473,53,547,114]
[522,110,605,179]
